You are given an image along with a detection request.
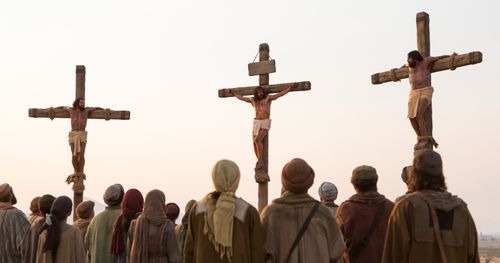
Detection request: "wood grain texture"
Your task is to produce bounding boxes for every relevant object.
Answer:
[75,65,86,100]
[29,108,131,120]
[218,81,311,97]
[371,51,482,85]
[248,60,276,76]
[416,12,430,57]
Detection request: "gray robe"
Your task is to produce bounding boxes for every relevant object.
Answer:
[0,207,30,262]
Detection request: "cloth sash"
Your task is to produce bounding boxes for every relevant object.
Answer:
[68,131,88,156]
[252,119,271,136]
[408,87,433,118]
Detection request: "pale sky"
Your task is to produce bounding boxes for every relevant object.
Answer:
[1,0,498,233]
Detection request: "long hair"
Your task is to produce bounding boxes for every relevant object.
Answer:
[407,50,424,62]
[73,98,83,109]
[253,87,268,101]
[408,167,447,192]
[39,196,72,258]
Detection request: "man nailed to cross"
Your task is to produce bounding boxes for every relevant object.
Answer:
[230,83,297,170]
[57,98,102,180]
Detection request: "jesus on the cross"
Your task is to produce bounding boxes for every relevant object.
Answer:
[402,50,450,149]
[230,83,297,169]
[57,98,102,180]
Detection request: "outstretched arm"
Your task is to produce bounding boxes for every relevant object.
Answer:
[55,106,71,112]
[86,107,104,113]
[427,54,451,64]
[230,90,252,103]
[268,83,297,101]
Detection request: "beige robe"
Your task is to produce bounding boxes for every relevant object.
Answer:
[261,193,345,263]
[36,222,85,263]
[184,197,264,263]
[382,191,479,263]
[23,217,45,263]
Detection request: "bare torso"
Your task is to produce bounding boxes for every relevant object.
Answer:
[408,58,433,90]
[68,108,91,131]
[251,97,272,119]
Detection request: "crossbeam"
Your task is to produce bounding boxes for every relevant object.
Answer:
[371,51,482,85]
[29,108,130,120]
[218,81,311,98]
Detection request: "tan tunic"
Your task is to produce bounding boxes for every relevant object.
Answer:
[261,193,345,263]
[184,198,264,263]
[382,192,479,263]
[23,217,45,263]
[36,222,85,263]
[73,218,91,245]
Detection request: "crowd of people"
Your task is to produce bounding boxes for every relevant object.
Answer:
[0,150,479,262]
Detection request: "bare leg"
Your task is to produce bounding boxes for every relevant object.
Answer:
[409,118,421,137]
[70,144,78,174]
[254,129,269,169]
[416,98,431,137]
[79,143,86,174]
[252,136,258,158]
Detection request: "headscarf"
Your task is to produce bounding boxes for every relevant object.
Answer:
[165,202,180,223]
[30,197,41,213]
[178,200,196,256]
[103,184,124,206]
[0,183,16,207]
[413,150,443,176]
[40,196,72,257]
[318,182,338,201]
[76,200,95,219]
[130,190,168,262]
[281,158,315,194]
[204,159,240,260]
[111,189,144,256]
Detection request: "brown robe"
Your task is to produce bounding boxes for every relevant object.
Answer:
[381,191,479,263]
[336,191,394,263]
[261,192,345,263]
[72,218,91,245]
[23,217,45,263]
[36,222,85,263]
[184,197,264,263]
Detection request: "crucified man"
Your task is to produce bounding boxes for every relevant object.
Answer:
[57,98,102,181]
[230,83,296,170]
[401,50,450,150]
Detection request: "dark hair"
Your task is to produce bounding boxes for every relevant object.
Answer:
[73,98,84,109]
[253,87,268,101]
[408,50,424,62]
[353,179,378,192]
[40,196,72,258]
[408,168,447,192]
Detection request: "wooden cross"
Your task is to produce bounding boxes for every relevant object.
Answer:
[28,65,130,220]
[371,12,482,149]
[218,43,311,212]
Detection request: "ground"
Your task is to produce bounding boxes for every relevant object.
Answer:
[480,241,500,263]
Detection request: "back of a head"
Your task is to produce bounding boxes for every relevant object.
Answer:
[165,203,180,222]
[351,165,378,192]
[103,184,125,207]
[281,158,315,194]
[185,199,196,213]
[212,159,241,194]
[38,194,56,215]
[143,190,167,226]
[318,182,338,202]
[121,189,144,219]
[76,200,95,220]
[0,183,15,204]
[30,196,41,213]
[43,196,73,254]
[411,150,446,191]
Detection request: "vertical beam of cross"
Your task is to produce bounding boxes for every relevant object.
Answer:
[258,43,270,212]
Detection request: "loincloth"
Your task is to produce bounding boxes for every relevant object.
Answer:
[253,119,271,136]
[68,131,88,156]
[408,86,433,118]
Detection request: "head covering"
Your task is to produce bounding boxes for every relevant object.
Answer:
[42,196,72,254]
[401,166,412,184]
[103,184,124,206]
[111,189,144,256]
[30,197,41,213]
[318,182,338,201]
[76,200,95,219]
[185,199,196,214]
[204,159,241,260]
[129,190,167,262]
[281,158,315,194]
[165,202,180,223]
[0,183,12,200]
[351,165,378,183]
[413,150,443,176]
[38,194,56,214]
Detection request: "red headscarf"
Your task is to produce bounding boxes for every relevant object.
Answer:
[110,189,144,256]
